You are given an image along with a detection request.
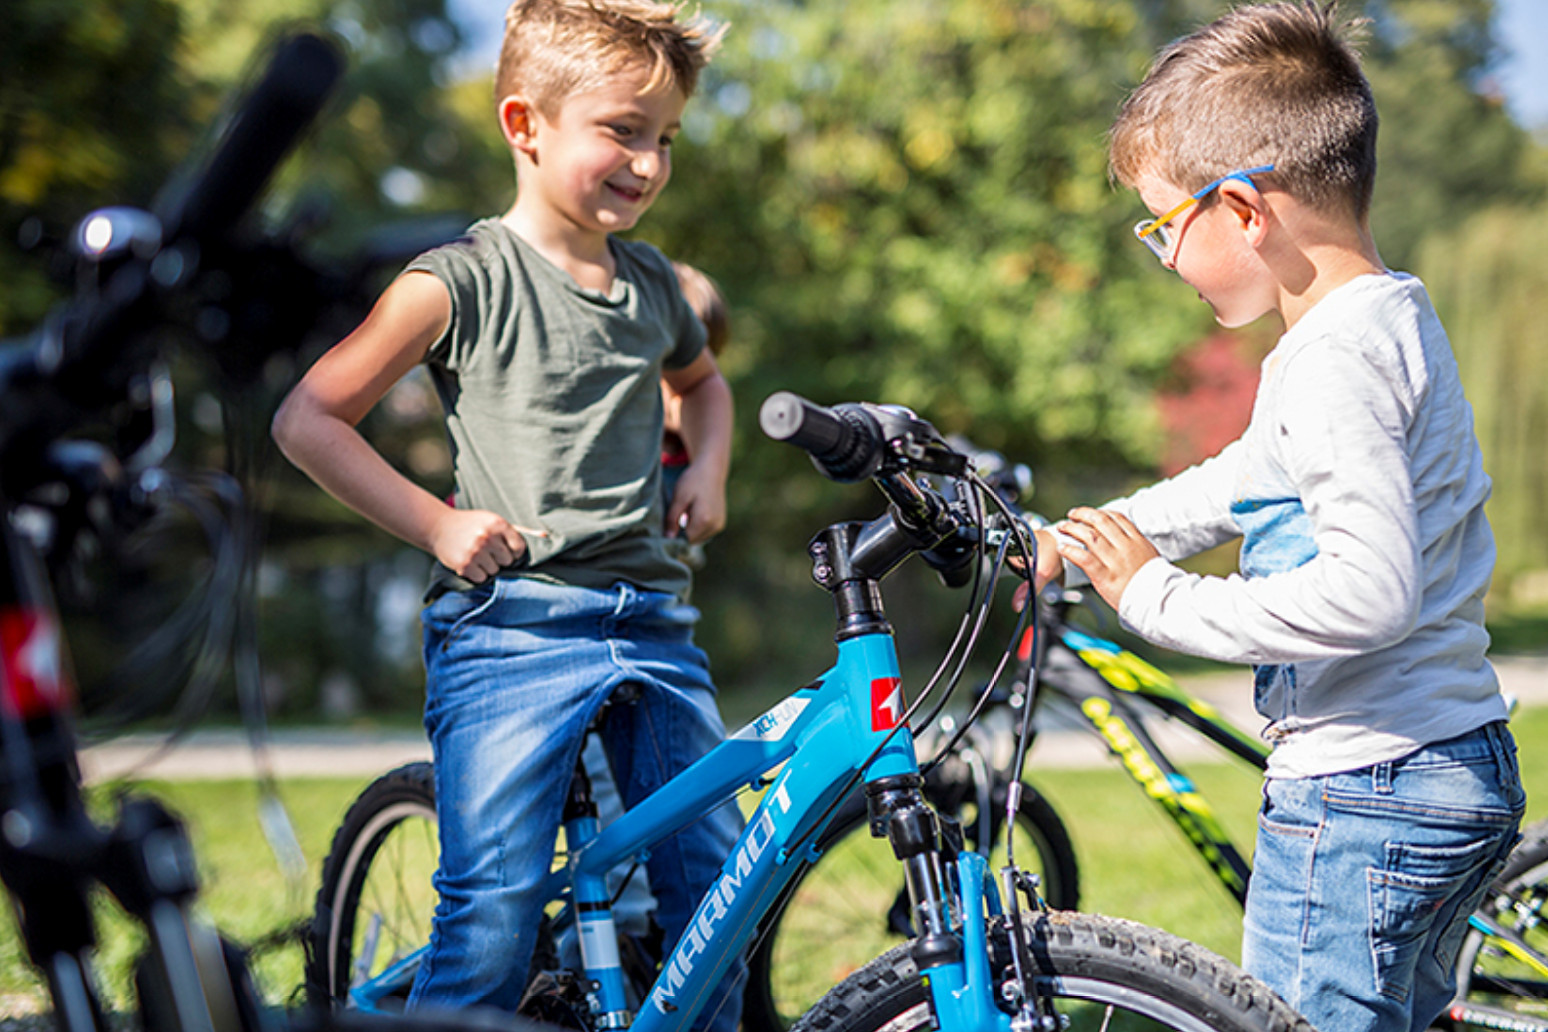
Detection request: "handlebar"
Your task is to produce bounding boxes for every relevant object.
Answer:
[761,391,1009,588]
[0,31,344,475]
[160,33,343,249]
[759,392,886,482]
[759,391,968,483]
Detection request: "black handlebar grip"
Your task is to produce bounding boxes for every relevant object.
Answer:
[760,391,849,455]
[164,32,344,247]
[760,392,883,482]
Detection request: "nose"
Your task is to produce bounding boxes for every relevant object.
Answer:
[632,146,667,181]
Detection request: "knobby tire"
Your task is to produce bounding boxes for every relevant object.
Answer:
[793,910,1311,1032]
[742,781,1079,1032]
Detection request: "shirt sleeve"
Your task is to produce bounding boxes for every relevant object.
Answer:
[663,268,707,371]
[1117,336,1422,664]
[1061,442,1244,587]
[406,232,484,371]
[1110,441,1246,559]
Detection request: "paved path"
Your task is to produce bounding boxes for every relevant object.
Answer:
[79,655,1548,782]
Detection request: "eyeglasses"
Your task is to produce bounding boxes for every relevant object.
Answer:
[1133,164,1275,261]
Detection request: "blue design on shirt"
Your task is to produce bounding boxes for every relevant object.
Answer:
[1233,497,1318,578]
[1231,497,1318,716]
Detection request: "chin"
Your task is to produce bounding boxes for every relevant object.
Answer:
[1204,298,1263,330]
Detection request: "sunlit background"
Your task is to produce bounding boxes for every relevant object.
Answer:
[2,0,1547,1020]
[2,0,1544,724]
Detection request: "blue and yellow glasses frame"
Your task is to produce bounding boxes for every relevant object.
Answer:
[1133,164,1275,261]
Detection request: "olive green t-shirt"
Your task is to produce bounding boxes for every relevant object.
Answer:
[407,219,706,599]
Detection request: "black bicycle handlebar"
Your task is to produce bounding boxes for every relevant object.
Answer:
[0,31,344,474]
[761,390,992,590]
[759,391,886,482]
[160,32,344,249]
[759,390,969,484]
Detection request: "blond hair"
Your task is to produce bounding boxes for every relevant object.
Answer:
[495,0,723,116]
[1109,2,1377,218]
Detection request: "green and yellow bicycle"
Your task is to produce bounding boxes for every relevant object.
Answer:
[746,469,1548,1032]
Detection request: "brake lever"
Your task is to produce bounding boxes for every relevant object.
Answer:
[868,404,968,477]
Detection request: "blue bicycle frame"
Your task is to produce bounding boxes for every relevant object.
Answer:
[565,630,918,1029]
[350,397,1032,1032]
[352,624,1016,1032]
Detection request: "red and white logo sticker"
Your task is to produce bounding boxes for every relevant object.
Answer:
[1,607,70,720]
[871,677,905,732]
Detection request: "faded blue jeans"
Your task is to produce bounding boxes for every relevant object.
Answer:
[409,576,745,1032]
[1243,720,1525,1032]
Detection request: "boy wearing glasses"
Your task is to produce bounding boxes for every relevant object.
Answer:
[1029,4,1524,1032]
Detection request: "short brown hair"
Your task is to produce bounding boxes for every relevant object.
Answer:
[672,261,729,355]
[495,0,723,116]
[1109,2,1377,218]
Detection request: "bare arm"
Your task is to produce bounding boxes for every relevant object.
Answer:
[272,271,535,582]
[661,349,732,543]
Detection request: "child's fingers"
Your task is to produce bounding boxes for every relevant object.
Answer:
[1066,506,1120,535]
[502,526,532,559]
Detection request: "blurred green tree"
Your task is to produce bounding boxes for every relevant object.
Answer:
[1360,0,1542,270]
[0,0,185,333]
[1419,203,1548,605]
[3,0,1543,718]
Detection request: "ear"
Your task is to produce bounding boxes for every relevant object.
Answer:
[498,96,539,155]
[1217,179,1271,248]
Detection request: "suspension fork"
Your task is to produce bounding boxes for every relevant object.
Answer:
[867,775,1010,1032]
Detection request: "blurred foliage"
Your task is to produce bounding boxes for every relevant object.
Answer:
[1419,203,1548,607]
[0,0,187,334]
[1362,0,1543,269]
[1,0,1545,723]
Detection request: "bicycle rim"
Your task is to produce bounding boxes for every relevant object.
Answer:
[792,911,1309,1032]
[1450,825,1548,1032]
[313,767,440,1009]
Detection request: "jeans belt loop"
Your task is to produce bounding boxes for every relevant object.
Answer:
[1373,759,1394,795]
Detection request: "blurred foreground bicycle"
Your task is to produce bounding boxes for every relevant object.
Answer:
[0,30,530,1032]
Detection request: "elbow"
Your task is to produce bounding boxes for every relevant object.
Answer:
[270,390,308,464]
[1364,602,1417,650]
[1338,573,1419,651]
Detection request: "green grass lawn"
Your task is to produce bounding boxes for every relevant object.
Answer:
[3,706,1545,1019]
[0,776,376,1016]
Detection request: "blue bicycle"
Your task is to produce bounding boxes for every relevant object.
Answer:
[308,393,1309,1032]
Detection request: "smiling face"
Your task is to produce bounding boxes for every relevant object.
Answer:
[506,62,687,244]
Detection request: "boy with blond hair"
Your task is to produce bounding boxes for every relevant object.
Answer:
[1030,4,1524,1031]
[273,0,744,1021]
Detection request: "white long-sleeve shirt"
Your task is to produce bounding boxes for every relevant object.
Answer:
[1106,272,1507,778]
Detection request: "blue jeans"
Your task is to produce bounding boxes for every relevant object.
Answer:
[409,576,746,1032]
[1243,720,1525,1032]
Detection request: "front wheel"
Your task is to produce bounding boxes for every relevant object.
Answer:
[795,910,1310,1032]
[742,781,1079,1032]
[307,762,439,1011]
[1447,818,1548,1032]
